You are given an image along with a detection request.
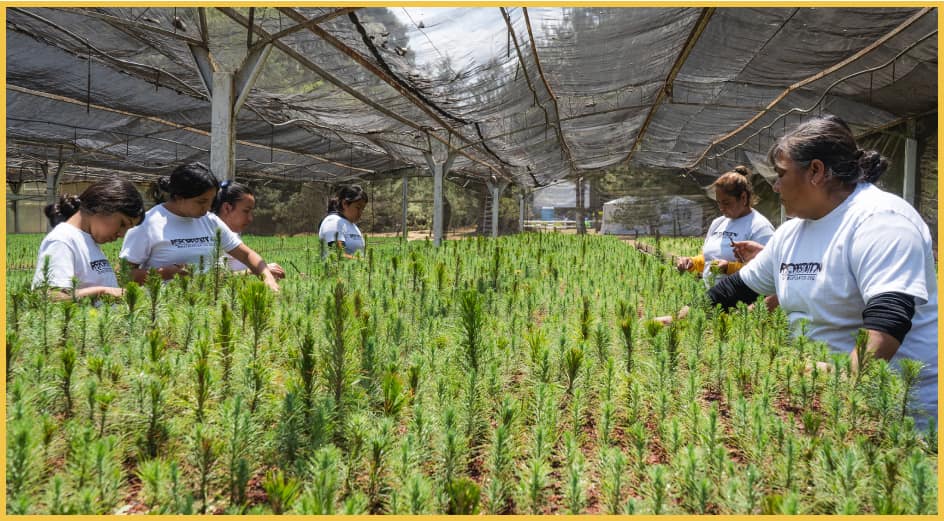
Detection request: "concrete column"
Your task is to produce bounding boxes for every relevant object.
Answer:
[575,176,586,234]
[486,179,510,238]
[903,119,917,206]
[401,174,409,240]
[10,182,22,234]
[43,160,65,231]
[210,71,236,181]
[424,151,456,246]
[518,191,526,233]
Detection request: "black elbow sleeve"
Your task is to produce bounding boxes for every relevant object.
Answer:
[707,273,760,310]
[862,292,916,344]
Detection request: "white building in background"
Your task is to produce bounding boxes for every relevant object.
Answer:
[531,180,590,220]
[601,195,703,236]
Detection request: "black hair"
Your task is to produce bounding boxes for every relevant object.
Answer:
[211,180,254,214]
[44,178,145,227]
[327,185,369,214]
[767,114,889,186]
[151,162,219,203]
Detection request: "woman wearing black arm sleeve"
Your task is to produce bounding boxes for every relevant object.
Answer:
[708,115,937,428]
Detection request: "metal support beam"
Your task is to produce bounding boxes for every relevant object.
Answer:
[401,174,409,240]
[424,150,456,247]
[10,182,22,234]
[486,178,510,238]
[210,72,236,181]
[903,119,917,206]
[188,43,216,98]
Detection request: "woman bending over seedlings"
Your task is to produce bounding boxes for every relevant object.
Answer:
[676,165,774,285]
[211,180,285,279]
[33,179,145,300]
[670,115,938,427]
[318,185,368,258]
[119,163,280,292]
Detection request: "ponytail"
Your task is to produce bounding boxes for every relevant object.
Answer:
[44,194,82,227]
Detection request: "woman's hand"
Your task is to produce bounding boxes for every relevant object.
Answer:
[710,260,729,274]
[676,256,694,272]
[267,263,286,279]
[732,240,764,262]
[260,270,280,292]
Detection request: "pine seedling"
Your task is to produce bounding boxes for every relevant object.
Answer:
[190,423,223,514]
[239,280,273,360]
[902,451,934,514]
[445,477,481,514]
[897,359,924,422]
[145,269,162,325]
[192,336,212,423]
[459,289,485,374]
[124,282,143,338]
[301,445,342,514]
[365,419,394,513]
[323,280,354,418]
[262,469,302,515]
[216,301,235,395]
[381,369,407,418]
[223,396,254,509]
[277,392,303,468]
[563,345,583,395]
[601,447,627,514]
[405,473,432,514]
[59,342,77,417]
[6,331,22,383]
[6,418,39,509]
[96,389,116,437]
[485,397,516,513]
[136,458,169,510]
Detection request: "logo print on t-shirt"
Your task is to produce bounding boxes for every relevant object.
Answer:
[90,259,111,274]
[170,237,212,248]
[713,231,738,239]
[780,262,822,281]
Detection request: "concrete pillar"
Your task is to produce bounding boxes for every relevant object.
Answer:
[424,151,456,246]
[486,178,510,238]
[518,191,526,233]
[9,182,22,234]
[903,119,917,206]
[401,174,409,240]
[43,160,65,231]
[210,71,236,181]
[575,176,586,234]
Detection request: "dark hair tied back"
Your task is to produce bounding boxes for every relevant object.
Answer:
[44,194,82,227]
[732,165,750,177]
[212,180,254,214]
[152,162,218,203]
[327,184,369,215]
[768,114,889,186]
[44,178,144,228]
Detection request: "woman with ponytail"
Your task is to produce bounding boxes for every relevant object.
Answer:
[32,178,144,300]
[119,163,279,292]
[702,114,937,428]
[676,165,774,284]
[318,185,368,258]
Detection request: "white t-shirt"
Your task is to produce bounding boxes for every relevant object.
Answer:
[739,183,938,420]
[120,204,242,272]
[318,213,365,255]
[32,222,118,290]
[224,233,248,271]
[701,209,775,283]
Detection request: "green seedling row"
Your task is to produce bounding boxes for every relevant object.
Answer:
[5,232,936,514]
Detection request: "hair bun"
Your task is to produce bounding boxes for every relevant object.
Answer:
[58,194,81,215]
[157,177,171,192]
[732,165,751,177]
[858,149,889,183]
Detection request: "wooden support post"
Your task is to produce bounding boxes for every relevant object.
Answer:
[575,176,586,235]
[518,190,526,233]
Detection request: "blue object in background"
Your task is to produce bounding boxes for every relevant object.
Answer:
[540,207,555,221]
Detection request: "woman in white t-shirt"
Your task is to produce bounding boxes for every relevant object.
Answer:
[32,179,145,300]
[119,163,279,292]
[318,185,368,258]
[676,165,774,285]
[211,180,285,278]
[707,115,937,428]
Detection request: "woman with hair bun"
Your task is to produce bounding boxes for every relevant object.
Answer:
[676,165,774,284]
[32,178,145,300]
[706,114,937,428]
[119,163,279,292]
[212,180,285,278]
[318,185,368,258]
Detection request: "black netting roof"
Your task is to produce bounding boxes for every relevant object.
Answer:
[6,6,938,189]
